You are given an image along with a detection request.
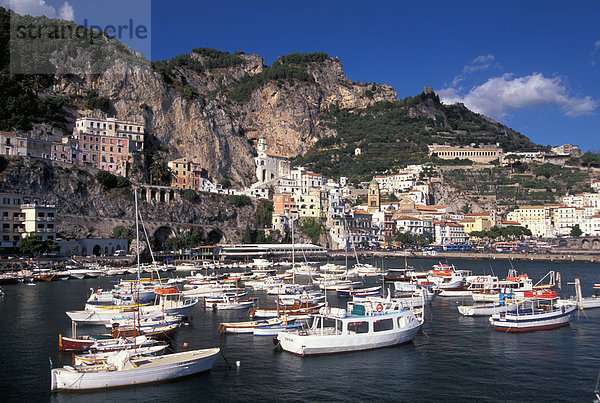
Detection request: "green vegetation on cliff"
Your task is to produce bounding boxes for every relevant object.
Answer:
[443,163,593,206]
[226,58,316,103]
[294,91,542,180]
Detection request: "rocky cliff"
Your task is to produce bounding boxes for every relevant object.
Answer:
[9,8,398,187]
[0,157,254,240]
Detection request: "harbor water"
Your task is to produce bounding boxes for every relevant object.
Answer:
[1,258,599,402]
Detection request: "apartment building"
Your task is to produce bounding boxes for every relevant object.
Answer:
[0,193,56,248]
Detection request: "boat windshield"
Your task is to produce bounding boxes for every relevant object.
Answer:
[311,316,342,335]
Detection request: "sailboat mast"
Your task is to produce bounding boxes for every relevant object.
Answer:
[291,215,295,284]
[134,188,141,345]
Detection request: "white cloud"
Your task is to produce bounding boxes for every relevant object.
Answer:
[58,1,73,20]
[439,73,598,119]
[593,39,600,55]
[2,0,74,20]
[463,54,495,73]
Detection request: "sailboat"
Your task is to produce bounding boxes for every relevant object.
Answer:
[51,189,219,392]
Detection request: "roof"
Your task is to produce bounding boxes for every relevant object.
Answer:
[396,215,420,221]
[264,151,288,159]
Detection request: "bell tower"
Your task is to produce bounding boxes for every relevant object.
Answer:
[368,179,380,213]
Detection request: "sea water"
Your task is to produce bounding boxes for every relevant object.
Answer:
[0,258,598,402]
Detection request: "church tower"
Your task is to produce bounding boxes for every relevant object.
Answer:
[368,178,380,213]
[257,134,268,153]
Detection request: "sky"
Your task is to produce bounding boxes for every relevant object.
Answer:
[4,0,600,152]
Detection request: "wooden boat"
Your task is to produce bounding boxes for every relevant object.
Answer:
[206,296,256,310]
[489,290,577,332]
[110,322,181,340]
[337,286,381,298]
[276,300,423,356]
[218,317,285,334]
[58,334,156,352]
[51,347,220,391]
[74,344,168,365]
[253,321,304,336]
[250,301,325,318]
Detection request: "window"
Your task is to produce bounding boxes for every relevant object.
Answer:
[347,321,369,334]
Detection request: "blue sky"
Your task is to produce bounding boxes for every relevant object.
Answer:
[5,0,599,152]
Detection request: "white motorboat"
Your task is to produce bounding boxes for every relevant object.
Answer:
[277,290,325,306]
[68,288,197,325]
[276,300,422,356]
[581,284,600,309]
[458,296,521,317]
[51,348,220,391]
[318,279,362,291]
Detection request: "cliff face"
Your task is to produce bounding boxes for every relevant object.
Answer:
[237,58,397,157]
[45,43,397,185]
[0,157,254,239]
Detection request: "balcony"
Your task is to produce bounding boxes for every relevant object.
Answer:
[13,217,24,222]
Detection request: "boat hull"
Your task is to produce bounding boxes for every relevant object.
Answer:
[489,304,576,332]
[277,311,422,356]
[51,348,219,391]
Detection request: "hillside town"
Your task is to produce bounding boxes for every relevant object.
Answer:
[1,114,599,254]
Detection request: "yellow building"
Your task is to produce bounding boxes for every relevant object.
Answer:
[294,192,321,218]
[506,206,551,238]
[1,193,56,248]
[461,213,493,233]
[168,158,204,190]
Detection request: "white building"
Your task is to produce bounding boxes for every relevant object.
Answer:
[581,215,600,236]
[254,134,291,183]
[374,172,417,194]
[434,221,468,245]
[553,206,585,236]
[395,216,433,236]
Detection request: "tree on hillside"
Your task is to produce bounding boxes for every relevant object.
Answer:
[19,234,59,255]
[149,161,172,186]
[581,152,600,173]
[570,224,583,237]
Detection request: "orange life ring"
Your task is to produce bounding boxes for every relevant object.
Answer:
[376,303,384,312]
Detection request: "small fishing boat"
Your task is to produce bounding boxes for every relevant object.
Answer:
[74,344,168,365]
[277,290,325,306]
[489,290,577,332]
[206,295,256,310]
[218,317,286,334]
[581,283,600,309]
[51,347,220,391]
[458,293,520,316]
[276,300,423,356]
[337,286,381,298]
[250,302,325,318]
[110,322,181,340]
[58,333,156,352]
[253,321,304,336]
